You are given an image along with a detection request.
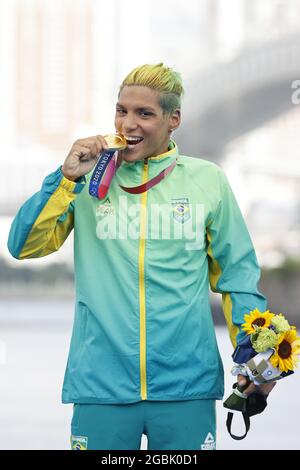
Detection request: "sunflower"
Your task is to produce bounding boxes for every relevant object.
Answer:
[269,329,300,373]
[242,308,275,335]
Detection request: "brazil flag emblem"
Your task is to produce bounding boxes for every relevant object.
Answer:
[71,435,88,450]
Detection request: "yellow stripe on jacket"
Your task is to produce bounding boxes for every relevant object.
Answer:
[18,177,77,259]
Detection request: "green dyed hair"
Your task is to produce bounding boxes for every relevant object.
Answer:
[119,63,184,115]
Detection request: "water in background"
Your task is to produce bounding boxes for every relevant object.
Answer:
[0,298,299,450]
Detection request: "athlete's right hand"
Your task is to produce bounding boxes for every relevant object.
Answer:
[61,135,109,181]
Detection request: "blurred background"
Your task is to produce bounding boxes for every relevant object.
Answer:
[0,0,299,450]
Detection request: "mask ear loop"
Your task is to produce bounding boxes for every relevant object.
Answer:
[225,381,251,440]
[226,411,251,440]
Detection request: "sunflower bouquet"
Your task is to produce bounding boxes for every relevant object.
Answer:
[231,309,300,384]
[223,309,300,439]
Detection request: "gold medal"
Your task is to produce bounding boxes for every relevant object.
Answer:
[104,133,127,150]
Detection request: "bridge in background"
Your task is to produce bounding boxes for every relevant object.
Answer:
[2,34,300,216]
[176,34,300,159]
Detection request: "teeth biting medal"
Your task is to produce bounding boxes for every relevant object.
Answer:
[125,136,144,147]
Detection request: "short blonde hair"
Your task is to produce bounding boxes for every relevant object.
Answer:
[119,63,184,114]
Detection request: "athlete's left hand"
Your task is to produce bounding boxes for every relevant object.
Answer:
[237,374,277,396]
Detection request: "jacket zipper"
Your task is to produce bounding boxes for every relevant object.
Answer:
[139,159,148,400]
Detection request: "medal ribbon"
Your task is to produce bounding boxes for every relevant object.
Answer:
[89,150,177,199]
[119,158,177,194]
[89,150,117,199]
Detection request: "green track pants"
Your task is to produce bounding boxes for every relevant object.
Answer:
[71,399,216,450]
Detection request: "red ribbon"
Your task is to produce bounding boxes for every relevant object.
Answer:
[119,159,177,194]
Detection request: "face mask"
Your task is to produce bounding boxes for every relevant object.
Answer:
[223,382,268,440]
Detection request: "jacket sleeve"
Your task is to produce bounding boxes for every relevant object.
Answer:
[206,167,267,348]
[7,166,86,259]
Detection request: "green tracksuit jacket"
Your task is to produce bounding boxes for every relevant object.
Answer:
[7,141,267,404]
